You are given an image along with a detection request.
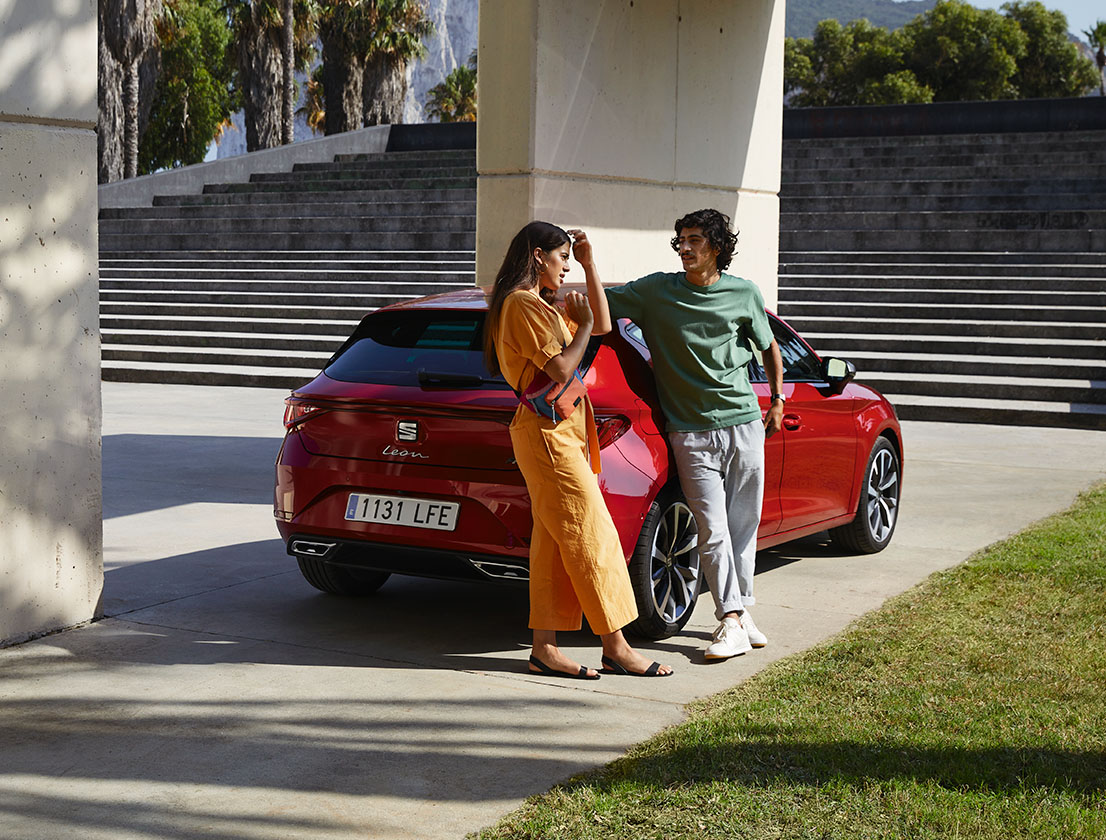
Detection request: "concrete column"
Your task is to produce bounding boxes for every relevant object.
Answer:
[476,0,784,308]
[0,1,103,646]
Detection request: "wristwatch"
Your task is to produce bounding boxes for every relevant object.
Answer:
[770,393,786,404]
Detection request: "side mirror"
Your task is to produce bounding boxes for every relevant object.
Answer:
[821,357,856,394]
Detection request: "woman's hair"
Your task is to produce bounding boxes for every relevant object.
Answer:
[670,208,739,272]
[483,221,570,377]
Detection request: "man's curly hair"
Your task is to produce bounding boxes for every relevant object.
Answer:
[670,209,739,272]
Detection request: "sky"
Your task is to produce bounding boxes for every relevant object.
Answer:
[967,0,1103,38]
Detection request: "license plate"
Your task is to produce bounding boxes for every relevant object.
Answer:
[344,493,459,531]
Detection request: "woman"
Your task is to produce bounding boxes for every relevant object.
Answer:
[484,221,673,679]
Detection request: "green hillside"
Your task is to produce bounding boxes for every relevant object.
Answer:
[787,0,937,38]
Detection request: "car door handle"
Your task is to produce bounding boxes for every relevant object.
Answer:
[782,413,801,431]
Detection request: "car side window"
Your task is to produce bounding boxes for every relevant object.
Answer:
[747,317,823,383]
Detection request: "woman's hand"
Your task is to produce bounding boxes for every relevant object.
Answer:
[567,228,594,268]
[564,290,593,329]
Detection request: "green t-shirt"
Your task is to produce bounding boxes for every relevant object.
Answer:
[605,272,774,433]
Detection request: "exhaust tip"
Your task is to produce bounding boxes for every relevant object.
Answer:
[290,540,337,558]
[469,560,529,581]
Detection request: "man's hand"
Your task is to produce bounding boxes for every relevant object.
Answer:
[764,400,783,438]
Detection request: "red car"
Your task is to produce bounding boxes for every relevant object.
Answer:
[275,287,902,640]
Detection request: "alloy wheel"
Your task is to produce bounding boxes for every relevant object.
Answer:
[650,500,700,623]
[866,447,899,543]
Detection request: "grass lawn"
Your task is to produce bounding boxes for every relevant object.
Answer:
[473,483,1106,840]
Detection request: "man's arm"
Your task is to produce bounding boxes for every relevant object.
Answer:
[762,339,784,438]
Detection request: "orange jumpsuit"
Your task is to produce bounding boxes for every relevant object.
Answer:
[494,289,638,635]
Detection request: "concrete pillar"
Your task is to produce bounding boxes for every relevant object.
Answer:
[0,1,103,646]
[476,0,784,308]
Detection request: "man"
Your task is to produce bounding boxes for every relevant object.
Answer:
[605,209,784,660]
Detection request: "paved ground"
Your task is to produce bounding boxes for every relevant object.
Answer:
[2,381,1105,840]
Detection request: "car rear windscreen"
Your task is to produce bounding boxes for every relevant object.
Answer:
[324,310,512,388]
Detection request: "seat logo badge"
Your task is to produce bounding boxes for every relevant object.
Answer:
[382,445,428,459]
[396,421,419,442]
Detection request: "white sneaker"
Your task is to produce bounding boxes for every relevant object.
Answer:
[705,617,752,660]
[740,610,767,648]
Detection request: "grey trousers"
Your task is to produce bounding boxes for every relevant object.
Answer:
[668,419,765,620]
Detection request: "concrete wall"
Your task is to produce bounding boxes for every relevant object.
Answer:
[100,125,391,208]
[476,0,785,307]
[0,0,103,646]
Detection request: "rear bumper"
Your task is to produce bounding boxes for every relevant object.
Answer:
[284,532,529,584]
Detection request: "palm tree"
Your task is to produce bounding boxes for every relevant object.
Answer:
[425,50,476,123]
[225,0,317,151]
[297,64,327,134]
[282,0,295,143]
[1086,22,1106,96]
[100,0,163,179]
[317,0,373,135]
[361,0,432,126]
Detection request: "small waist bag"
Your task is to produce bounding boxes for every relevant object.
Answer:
[519,369,587,423]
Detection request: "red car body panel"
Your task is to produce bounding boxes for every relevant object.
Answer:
[274,288,902,581]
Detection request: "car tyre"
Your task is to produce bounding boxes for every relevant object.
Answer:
[830,436,900,554]
[627,484,702,641]
[297,556,391,595]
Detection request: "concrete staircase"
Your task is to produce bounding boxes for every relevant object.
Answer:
[98,147,476,388]
[778,129,1106,430]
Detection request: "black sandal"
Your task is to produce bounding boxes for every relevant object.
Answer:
[528,654,601,680]
[599,654,673,677]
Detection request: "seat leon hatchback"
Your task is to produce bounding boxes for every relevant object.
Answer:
[275,286,903,640]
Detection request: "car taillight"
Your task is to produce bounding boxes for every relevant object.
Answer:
[595,416,631,449]
[283,399,322,429]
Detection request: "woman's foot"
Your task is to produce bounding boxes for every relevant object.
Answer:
[600,636,674,677]
[529,645,599,679]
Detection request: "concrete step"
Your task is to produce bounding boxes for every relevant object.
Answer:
[102,200,476,220]
[100,301,384,320]
[334,149,475,163]
[781,178,1106,198]
[102,343,331,370]
[778,229,1106,251]
[778,250,1106,267]
[98,231,477,251]
[781,209,1106,232]
[780,193,1106,213]
[98,214,475,236]
[100,286,470,306]
[202,177,476,194]
[102,328,345,352]
[781,286,1106,307]
[154,188,478,206]
[784,129,1106,152]
[254,165,476,182]
[881,393,1106,430]
[859,371,1105,405]
[782,163,1106,183]
[99,249,475,264]
[783,150,1106,170]
[100,314,359,336]
[777,315,1106,341]
[781,301,1106,324]
[822,350,1105,380]
[99,275,475,291]
[779,262,1106,280]
[101,359,317,389]
[780,274,1105,292]
[798,331,1106,361]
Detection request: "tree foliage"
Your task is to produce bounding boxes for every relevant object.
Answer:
[785,0,1098,106]
[1003,1,1099,98]
[138,0,237,174]
[425,50,477,122]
